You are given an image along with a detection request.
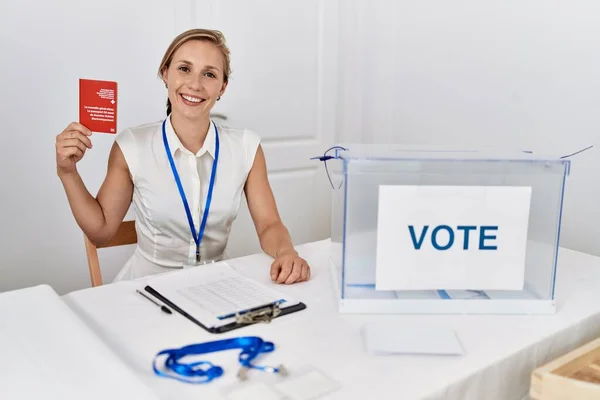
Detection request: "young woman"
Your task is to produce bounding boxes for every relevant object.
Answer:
[55,29,310,284]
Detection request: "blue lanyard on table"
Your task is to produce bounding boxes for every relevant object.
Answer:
[162,118,219,263]
[152,336,286,384]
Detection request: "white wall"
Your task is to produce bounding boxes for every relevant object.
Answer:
[0,0,179,294]
[0,0,336,295]
[337,0,600,257]
[2,0,599,295]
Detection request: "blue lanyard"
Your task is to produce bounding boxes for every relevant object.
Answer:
[152,336,285,384]
[162,118,219,263]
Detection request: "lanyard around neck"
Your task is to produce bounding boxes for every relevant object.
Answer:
[162,118,219,263]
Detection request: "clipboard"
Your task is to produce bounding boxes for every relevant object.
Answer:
[141,262,307,334]
[145,285,307,334]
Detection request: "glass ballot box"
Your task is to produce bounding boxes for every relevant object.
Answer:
[328,145,571,314]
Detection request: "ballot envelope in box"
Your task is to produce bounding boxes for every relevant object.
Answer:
[325,144,574,315]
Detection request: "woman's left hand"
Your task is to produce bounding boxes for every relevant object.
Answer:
[270,250,311,284]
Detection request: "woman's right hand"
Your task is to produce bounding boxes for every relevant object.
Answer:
[55,122,93,177]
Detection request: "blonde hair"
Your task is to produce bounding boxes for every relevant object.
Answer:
[158,29,231,115]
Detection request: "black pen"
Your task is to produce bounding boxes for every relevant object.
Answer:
[136,289,172,314]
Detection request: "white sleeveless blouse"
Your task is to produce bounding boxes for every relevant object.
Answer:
[112,115,260,281]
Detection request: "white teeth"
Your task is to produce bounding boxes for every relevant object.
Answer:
[182,94,202,103]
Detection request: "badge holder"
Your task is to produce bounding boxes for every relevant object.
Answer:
[222,365,341,400]
[183,260,216,269]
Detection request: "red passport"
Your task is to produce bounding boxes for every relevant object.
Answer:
[79,79,118,134]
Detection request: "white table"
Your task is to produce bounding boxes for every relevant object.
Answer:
[62,239,600,400]
[0,284,159,400]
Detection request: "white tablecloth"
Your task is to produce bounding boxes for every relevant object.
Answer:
[61,239,600,400]
[0,284,159,400]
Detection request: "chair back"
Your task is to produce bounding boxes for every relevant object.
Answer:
[84,220,137,287]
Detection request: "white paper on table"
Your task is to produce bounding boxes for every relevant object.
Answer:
[0,284,159,400]
[145,261,300,328]
[363,321,465,356]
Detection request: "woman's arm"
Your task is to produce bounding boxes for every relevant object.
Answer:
[244,145,310,284]
[58,138,133,246]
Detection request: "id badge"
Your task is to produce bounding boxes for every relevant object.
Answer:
[222,365,340,400]
[183,260,216,269]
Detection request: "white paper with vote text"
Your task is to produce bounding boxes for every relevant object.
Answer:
[375,185,532,290]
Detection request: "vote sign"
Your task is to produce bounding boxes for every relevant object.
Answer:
[375,185,532,291]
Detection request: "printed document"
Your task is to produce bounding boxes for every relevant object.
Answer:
[145,262,299,328]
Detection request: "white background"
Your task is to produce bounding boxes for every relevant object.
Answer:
[1,0,599,294]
